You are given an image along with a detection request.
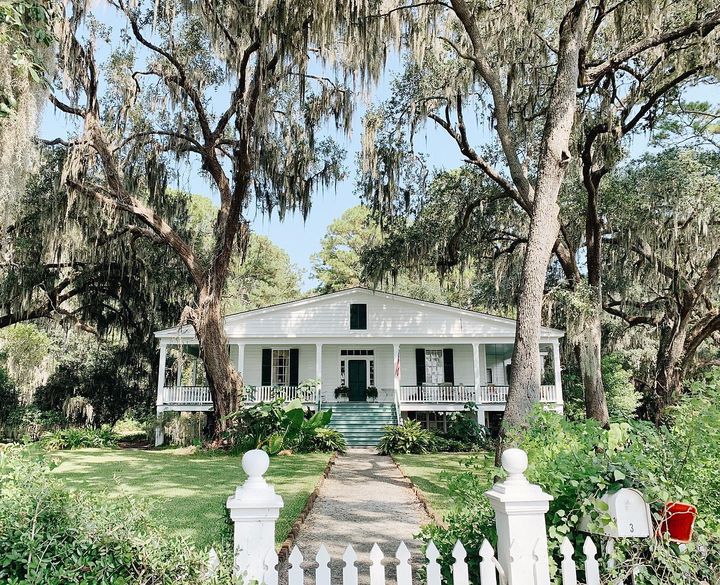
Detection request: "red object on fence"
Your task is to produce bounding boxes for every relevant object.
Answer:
[657,502,697,543]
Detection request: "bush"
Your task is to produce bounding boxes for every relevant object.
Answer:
[0,366,18,425]
[418,374,720,585]
[225,399,341,454]
[41,425,119,450]
[0,446,235,583]
[442,408,492,449]
[296,427,347,453]
[602,353,641,419]
[377,420,435,454]
[1,405,65,441]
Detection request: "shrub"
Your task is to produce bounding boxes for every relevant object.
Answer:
[418,374,720,585]
[443,408,492,449]
[297,427,347,453]
[377,420,435,454]
[0,446,234,583]
[0,366,18,425]
[366,386,379,400]
[333,385,349,399]
[225,399,340,454]
[41,425,119,450]
[1,405,65,441]
[602,353,641,419]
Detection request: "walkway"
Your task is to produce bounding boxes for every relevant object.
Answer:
[280,448,431,584]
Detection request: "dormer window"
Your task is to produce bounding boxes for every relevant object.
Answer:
[350,303,367,330]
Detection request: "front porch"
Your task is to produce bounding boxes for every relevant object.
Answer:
[155,340,564,418]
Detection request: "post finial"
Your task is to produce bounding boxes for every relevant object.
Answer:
[242,448,270,479]
[501,448,528,483]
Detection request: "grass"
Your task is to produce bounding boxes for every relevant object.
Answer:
[50,448,331,550]
[392,451,494,517]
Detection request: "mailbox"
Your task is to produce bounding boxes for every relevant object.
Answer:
[581,488,653,538]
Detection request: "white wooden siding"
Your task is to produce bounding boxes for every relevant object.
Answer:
[218,290,557,339]
[241,344,317,387]
[399,344,475,385]
[485,344,514,385]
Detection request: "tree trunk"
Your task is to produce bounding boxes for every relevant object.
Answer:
[192,287,243,437]
[502,2,588,435]
[652,318,688,425]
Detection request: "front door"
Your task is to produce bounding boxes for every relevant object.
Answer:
[348,360,367,402]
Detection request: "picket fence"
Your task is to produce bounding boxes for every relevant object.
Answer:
[222,449,606,585]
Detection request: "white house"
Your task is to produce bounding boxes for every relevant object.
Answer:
[154,288,564,445]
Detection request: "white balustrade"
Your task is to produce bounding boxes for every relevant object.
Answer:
[399,385,476,403]
[160,385,319,405]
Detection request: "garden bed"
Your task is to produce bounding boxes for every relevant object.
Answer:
[50,448,332,549]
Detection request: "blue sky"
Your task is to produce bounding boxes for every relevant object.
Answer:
[39,21,717,291]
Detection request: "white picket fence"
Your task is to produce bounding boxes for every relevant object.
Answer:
[224,449,605,585]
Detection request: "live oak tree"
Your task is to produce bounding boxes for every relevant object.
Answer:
[603,149,720,423]
[46,0,376,432]
[358,0,720,430]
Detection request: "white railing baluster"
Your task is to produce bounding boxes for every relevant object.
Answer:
[426,541,441,585]
[452,541,469,585]
[479,540,497,585]
[263,548,278,585]
[370,544,386,585]
[560,538,577,585]
[583,537,600,585]
[316,545,331,585]
[343,545,358,585]
[288,546,304,585]
[396,542,412,585]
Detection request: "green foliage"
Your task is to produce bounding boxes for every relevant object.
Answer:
[1,405,64,441]
[0,365,18,424]
[333,385,349,399]
[377,420,435,455]
[296,427,347,454]
[602,353,641,420]
[366,386,379,400]
[41,425,119,450]
[421,374,720,584]
[35,343,149,427]
[225,399,339,455]
[0,446,235,583]
[443,410,492,450]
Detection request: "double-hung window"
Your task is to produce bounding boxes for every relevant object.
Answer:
[425,349,444,384]
[272,349,290,386]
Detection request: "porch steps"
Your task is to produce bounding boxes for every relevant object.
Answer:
[325,402,398,447]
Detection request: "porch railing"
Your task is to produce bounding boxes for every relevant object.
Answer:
[399,384,476,403]
[161,385,212,404]
[160,385,319,405]
[397,384,559,405]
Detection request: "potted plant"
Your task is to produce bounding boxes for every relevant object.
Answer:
[366,386,379,402]
[334,385,349,401]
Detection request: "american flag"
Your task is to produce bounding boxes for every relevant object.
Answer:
[394,350,401,377]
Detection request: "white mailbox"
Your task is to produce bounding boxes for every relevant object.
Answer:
[581,488,653,538]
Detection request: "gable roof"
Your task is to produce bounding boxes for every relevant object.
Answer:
[154,287,564,338]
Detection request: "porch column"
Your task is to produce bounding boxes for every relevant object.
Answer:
[315,343,323,401]
[552,340,563,412]
[393,342,401,408]
[472,342,483,424]
[236,343,245,377]
[155,340,167,446]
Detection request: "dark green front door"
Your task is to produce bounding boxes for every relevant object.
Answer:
[348,360,367,402]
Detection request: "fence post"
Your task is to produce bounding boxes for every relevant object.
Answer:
[227,449,284,581]
[485,448,553,585]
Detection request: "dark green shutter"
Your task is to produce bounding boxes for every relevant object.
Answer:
[443,348,454,384]
[415,348,426,385]
[289,348,299,386]
[261,348,272,386]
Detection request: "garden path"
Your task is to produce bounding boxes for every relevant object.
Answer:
[278,448,431,585]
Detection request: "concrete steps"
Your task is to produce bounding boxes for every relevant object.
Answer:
[325,402,398,447]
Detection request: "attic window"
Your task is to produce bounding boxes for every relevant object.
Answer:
[350,303,367,330]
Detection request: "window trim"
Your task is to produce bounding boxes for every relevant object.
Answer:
[271,348,291,386]
[424,348,444,384]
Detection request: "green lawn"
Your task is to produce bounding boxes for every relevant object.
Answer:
[50,448,331,550]
[393,452,494,517]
